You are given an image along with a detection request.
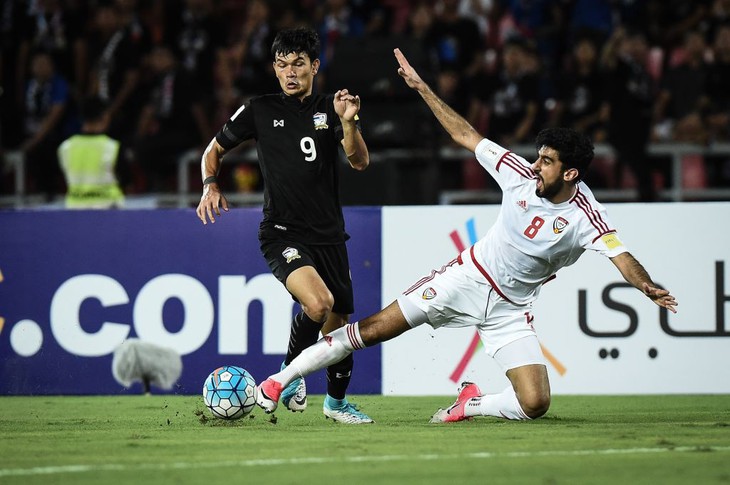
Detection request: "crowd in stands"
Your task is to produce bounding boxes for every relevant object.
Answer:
[2,0,730,204]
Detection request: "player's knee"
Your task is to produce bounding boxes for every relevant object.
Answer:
[304,292,335,322]
[518,391,551,419]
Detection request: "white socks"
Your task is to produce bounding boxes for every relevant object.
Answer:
[464,386,531,420]
[269,322,365,387]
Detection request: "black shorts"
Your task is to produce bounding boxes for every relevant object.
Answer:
[260,239,354,315]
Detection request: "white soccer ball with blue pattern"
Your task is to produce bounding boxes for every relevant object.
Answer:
[202,366,257,419]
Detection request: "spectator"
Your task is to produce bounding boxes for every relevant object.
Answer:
[22,50,69,199]
[706,0,730,41]
[0,0,27,148]
[164,0,228,101]
[569,0,613,43]
[57,96,124,209]
[431,0,483,78]
[498,0,566,72]
[705,23,730,142]
[473,36,539,146]
[600,28,657,201]
[646,0,710,53]
[550,33,606,142]
[404,2,438,58]
[115,0,153,55]
[705,23,730,186]
[226,0,278,100]
[652,30,709,144]
[131,46,211,191]
[16,0,86,101]
[316,0,366,76]
[86,3,144,144]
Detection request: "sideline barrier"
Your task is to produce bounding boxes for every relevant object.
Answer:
[0,208,382,395]
[381,203,730,395]
[1,204,728,395]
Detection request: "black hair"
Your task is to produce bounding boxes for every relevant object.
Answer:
[535,127,594,181]
[271,27,320,62]
[79,96,108,122]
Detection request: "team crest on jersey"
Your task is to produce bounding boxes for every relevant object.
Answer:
[517,200,528,211]
[282,247,301,263]
[422,287,437,300]
[313,112,328,130]
[553,216,569,234]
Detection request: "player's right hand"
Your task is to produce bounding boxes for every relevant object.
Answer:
[196,184,229,225]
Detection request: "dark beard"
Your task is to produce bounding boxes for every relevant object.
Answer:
[535,178,562,200]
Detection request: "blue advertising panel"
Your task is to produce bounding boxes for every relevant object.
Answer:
[0,208,382,395]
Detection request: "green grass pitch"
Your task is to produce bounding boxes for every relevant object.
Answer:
[1,394,729,484]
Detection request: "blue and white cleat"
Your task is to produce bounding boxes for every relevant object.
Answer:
[323,395,374,424]
[280,362,307,412]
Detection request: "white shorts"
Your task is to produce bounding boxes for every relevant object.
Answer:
[396,248,543,365]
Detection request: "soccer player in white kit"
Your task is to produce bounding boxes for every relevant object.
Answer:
[255,48,678,422]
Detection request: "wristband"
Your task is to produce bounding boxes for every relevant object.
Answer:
[203,176,218,185]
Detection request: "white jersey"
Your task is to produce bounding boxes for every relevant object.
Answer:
[471,138,628,305]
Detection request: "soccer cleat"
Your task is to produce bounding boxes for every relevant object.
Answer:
[430,381,482,423]
[280,362,307,412]
[256,378,283,413]
[323,395,374,424]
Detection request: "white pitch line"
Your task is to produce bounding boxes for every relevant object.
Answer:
[1,446,729,478]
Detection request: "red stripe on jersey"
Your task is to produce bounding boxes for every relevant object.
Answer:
[469,246,515,304]
[403,258,459,295]
[496,152,536,179]
[571,188,611,236]
[504,153,537,179]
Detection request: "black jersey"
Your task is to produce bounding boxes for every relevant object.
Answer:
[216,93,358,244]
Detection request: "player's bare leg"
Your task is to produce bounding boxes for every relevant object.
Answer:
[279,266,333,412]
[256,301,411,413]
[431,365,550,422]
[504,364,551,418]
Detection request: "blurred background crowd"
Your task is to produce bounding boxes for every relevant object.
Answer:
[2,0,730,205]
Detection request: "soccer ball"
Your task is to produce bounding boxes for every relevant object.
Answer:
[202,365,257,419]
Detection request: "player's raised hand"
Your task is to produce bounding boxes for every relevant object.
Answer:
[394,48,425,91]
[334,89,360,122]
[196,183,229,225]
[642,282,678,313]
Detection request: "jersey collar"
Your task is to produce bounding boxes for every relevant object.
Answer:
[280,92,314,106]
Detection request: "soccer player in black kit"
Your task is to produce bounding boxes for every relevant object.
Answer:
[196,27,372,423]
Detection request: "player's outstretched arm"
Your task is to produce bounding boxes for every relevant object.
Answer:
[196,138,229,225]
[334,88,369,171]
[394,48,483,153]
[610,252,678,313]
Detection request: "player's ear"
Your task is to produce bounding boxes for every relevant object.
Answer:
[312,58,320,75]
[563,167,579,183]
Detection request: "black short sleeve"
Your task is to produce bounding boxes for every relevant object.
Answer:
[216,100,256,150]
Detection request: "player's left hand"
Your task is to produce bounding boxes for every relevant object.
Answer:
[642,282,678,313]
[334,89,360,122]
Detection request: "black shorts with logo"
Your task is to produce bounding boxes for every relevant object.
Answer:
[260,239,354,315]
